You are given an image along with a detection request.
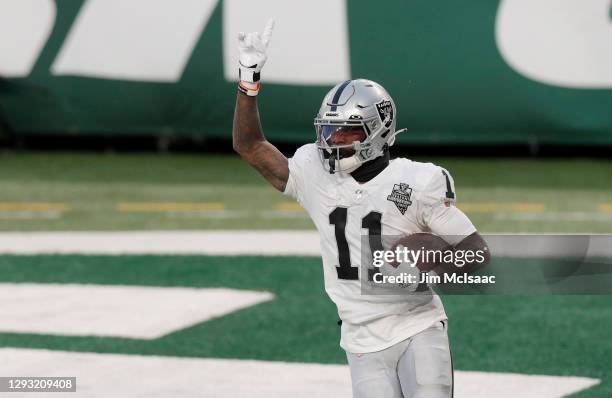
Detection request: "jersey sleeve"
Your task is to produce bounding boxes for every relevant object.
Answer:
[420,167,476,246]
[283,164,299,200]
[283,144,316,203]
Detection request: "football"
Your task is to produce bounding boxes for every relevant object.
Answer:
[391,232,451,272]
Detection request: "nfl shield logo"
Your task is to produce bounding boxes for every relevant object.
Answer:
[375,100,394,128]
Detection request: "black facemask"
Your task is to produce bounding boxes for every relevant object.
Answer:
[350,146,390,183]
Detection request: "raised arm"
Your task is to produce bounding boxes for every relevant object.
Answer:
[231,19,288,192]
[232,92,288,192]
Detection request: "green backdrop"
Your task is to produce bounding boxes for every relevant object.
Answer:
[1,0,611,145]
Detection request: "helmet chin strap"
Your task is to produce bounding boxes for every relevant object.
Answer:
[337,155,361,173]
[330,140,364,174]
[328,152,361,174]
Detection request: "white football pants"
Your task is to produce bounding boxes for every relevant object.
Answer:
[346,321,453,398]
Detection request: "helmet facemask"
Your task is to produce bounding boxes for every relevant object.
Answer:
[315,116,392,174]
[316,122,373,174]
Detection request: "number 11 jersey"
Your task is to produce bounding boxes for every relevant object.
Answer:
[284,143,476,353]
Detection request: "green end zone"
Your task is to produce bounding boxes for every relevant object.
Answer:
[0,255,610,397]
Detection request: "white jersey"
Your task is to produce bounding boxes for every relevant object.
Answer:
[284,144,476,353]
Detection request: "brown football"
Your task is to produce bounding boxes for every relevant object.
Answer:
[391,233,451,272]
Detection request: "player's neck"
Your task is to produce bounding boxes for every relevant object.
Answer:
[350,150,390,183]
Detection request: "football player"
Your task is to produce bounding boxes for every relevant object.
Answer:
[232,20,490,398]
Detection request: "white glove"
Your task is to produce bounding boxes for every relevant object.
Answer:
[237,19,274,86]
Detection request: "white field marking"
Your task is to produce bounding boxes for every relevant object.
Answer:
[117,202,225,212]
[494,212,612,222]
[454,371,599,398]
[0,348,600,398]
[0,211,62,220]
[0,284,273,339]
[0,231,322,255]
[261,210,311,219]
[163,210,246,219]
[115,202,244,218]
[1,231,612,257]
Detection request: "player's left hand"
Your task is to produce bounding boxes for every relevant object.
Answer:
[237,18,275,83]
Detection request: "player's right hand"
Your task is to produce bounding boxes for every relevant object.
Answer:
[237,18,275,84]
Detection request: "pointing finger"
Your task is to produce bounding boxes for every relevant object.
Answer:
[261,18,275,47]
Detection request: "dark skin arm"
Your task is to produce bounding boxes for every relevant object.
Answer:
[398,232,491,275]
[437,231,491,275]
[232,91,289,192]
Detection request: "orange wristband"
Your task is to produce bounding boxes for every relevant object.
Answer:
[238,81,260,96]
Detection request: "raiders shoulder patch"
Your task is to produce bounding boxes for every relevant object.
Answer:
[387,183,413,214]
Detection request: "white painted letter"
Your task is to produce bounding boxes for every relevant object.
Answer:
[0,0,56,77]
[52,0,219,82]
[496,0,612,88]
[223,0,351,85]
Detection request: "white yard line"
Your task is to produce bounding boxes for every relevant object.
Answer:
[0,348,600,398]
[0,283,273,339]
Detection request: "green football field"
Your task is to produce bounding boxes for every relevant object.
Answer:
[0,152,611,232]
[0,152,611,396]
[0,255,610,396]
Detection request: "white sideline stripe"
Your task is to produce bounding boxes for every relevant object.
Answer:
[0,231,322,255]
[0,284,273,339]
[0,349,599,398]
[1,231,612,257]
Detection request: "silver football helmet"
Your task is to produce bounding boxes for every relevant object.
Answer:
[314,79,405,174]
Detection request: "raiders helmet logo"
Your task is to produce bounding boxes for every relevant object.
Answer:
[375,100,394,128]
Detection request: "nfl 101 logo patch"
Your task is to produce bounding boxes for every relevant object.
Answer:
[387,183,413,215]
